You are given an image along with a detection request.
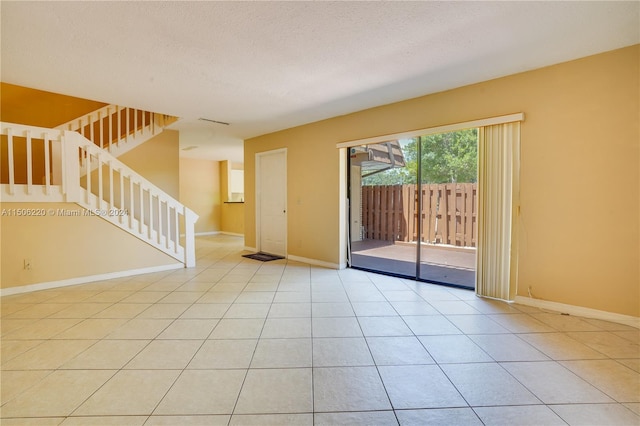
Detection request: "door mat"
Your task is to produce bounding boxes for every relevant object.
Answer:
[242,252,285,262]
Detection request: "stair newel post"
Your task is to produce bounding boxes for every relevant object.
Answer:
[63,131,81,203]
[184,207,198,268]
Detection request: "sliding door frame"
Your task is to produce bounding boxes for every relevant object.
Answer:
[339,113,524,295]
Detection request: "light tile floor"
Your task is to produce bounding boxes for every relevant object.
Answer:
[1,235,639,425]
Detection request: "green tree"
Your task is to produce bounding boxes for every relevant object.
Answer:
[362,129,477,185]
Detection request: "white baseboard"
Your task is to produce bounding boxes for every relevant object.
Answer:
[220,232,244,237]
[287,254,343,270]
[514,295,640,329]
[0,263,184,297]
[195,231,220,236]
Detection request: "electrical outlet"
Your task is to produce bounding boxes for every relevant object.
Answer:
[23,259,32,270]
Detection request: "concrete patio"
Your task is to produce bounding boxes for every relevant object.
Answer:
[351,240,476,288]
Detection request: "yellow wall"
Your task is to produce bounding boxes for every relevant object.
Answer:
[220,161,231,202]
[180,157,221,233]
[1,83,108,186]
[118,130,180,200]
[0,202,178,289]
[245,45,639,317]
[1,83,106,127]
[221,203,245,235]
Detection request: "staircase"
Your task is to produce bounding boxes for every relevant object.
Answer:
[0,121,198,268]
[55,105,179,158]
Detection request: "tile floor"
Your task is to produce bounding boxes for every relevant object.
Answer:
[1,235,638,425]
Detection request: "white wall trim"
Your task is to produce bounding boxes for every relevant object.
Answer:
[0,263,184,297]
[287,254,344,270]
[514,295,640,329]
[337,112,525,149]
[220,232,244,237]
[195,231,220,236]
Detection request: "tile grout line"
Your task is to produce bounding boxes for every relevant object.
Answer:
[340,271,400,423]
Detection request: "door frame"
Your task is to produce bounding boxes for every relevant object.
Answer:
[255,148,287,255]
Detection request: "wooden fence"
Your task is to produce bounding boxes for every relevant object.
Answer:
[361,183,477,247]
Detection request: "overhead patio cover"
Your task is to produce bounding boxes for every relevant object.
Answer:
[350,140,406,177]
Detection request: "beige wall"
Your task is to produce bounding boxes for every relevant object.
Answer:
[245,45,639,317]
[118,130,180,200]
[0,202,178,289]
[219,161,245,235]
[0,85,185,290]
[180,158,221,233]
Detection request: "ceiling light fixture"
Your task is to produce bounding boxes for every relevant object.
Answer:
[198,118,230,126]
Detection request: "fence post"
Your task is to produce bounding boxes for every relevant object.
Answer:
[360,183,477,248]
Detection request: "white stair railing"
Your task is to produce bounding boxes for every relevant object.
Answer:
[1,122,198,267]
[55,105,173,157]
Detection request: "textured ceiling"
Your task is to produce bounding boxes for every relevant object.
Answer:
[2,1,638,161]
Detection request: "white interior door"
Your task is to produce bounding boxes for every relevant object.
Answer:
[257,149,287,256]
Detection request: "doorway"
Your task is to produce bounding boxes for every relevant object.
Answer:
[348,129,478,289]
[256,149,287,256]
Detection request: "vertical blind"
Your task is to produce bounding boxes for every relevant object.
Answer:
[476,121,521,300]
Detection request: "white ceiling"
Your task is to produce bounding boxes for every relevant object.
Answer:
[2,1,638,162]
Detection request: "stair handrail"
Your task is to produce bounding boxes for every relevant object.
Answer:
[55,105,163,153]
[64,130,198,267]
[0,121,198,267]
[0,122,66,198]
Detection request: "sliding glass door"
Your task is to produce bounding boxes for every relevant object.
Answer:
[349,140,417,277]
[348,130,478,289]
